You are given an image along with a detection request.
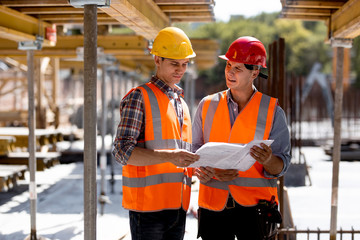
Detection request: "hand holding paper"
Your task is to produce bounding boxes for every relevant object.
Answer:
[189,140,274,171]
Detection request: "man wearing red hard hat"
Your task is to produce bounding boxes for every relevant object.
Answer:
[192,36,291,239]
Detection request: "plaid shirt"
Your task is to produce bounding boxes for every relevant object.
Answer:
[112,76,185,165]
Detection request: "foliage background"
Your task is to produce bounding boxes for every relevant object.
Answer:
[175,12,360,98]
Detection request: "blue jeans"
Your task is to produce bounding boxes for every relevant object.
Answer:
[129,209,186,240]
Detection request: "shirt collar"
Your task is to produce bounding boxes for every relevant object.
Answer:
[150,75,184,97]
[226,87,258,105]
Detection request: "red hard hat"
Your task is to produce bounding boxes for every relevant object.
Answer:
[219,36,267,68]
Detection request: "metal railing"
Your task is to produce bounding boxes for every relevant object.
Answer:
[276,227,360,240]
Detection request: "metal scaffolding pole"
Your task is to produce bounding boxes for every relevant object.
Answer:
[329,38,353,240]
[27,50,37,240]
[18,28,44,240]
[83,4,98,240]
[109,66,117,194]
[99,64,108,215]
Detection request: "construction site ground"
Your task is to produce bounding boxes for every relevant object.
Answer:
[0,146,360,240]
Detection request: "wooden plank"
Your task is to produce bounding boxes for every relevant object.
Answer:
[159,4,211,12]
[284,0,346,9]
[101,0,169,40]
[281,7,333,16]
[0,35,149,57]
[331,0,360,38]
[280,13,329,21]
[0,127,61,151]
[155,0,214,4]
[0,26,36,42]
[0,111,27,122]
[0,164,27,191]
[0,152,60,171]
[0,136,15,155]
[0,5,55,46]
[14,6,84,14]
[170,17,215,22]
[165,11,213,18]
[0,0,69,7]
[0,164,27,179]
[37,13,111,21]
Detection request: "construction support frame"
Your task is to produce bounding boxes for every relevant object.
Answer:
[83,4,98,240]
[329,37,353,240]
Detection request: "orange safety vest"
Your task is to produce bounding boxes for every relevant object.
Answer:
[199,90,278,211]
[122,82,193,212]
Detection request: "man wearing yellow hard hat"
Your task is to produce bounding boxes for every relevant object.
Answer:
[112,27,199,240]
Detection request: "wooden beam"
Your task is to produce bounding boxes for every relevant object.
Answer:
[0,5,55,46]
[192,39,219,50]
[101,0,169,40]
[155,0,214,4]
[280,13,329,21]
[0,26,36,42]
[59,59,153,77]
[159,4,212,12]
[42,19,121,25]
[331,0,360,38]
[13,6,83,14]
[0,35,149,57]
[0,35,219,71]
[165,11,213,18]
[2,57,28,71]
[281,7,333,16]
[284,0,346,9]
[170,17,215,22]
[0,0,69,7]
[37,13,111,21]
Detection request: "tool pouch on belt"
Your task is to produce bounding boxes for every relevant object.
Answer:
[255,195,282,240]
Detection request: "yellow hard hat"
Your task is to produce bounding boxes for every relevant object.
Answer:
[150,27,196,59]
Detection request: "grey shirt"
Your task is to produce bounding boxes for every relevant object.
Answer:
[192,89,291,178]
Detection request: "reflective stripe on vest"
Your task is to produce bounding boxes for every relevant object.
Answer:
[122,82,192,212]
[123,172,192,188]
[139,84,192,151]
[203,177,278,190]
[203,91,272,142]
[199,91,278,210]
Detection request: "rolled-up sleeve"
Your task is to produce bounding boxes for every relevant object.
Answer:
[264,106,291,178]
[112,89,144,165]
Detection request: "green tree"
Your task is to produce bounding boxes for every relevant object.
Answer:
[176,12,358,96]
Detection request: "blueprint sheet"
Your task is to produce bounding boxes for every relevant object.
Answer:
[189,140,274,171]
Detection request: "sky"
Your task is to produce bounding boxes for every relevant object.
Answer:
[214,0,282,22]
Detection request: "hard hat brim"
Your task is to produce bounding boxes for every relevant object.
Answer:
[219,55,228,61]
[151,51,196,60]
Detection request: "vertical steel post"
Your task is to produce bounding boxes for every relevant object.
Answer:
[329,38,352,240]
[27,50,37,240]
[99,64,107,215]
[329,46,343,240]
[52,57,60,128]
[109,68,116,193]
[83,4,98,240]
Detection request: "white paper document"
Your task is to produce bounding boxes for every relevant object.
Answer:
[189,140,274,171]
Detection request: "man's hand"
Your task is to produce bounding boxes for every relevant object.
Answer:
[250,143,272,165]
[250,143,284,175]
[168,149,200,167]
[194,166,215,183]
[214,168,238,181]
